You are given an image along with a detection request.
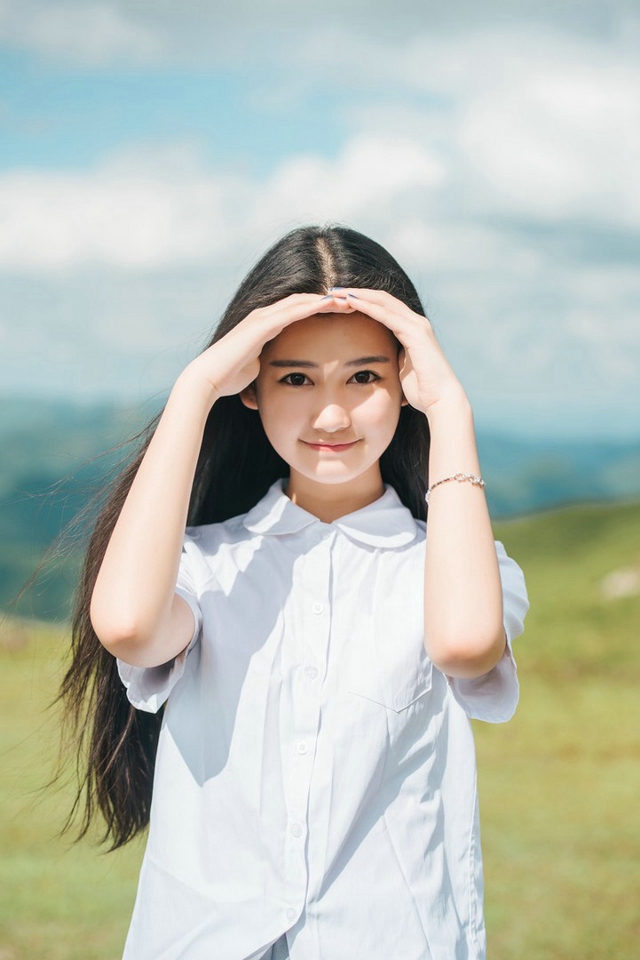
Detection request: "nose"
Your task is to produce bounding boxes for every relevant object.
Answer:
[311,401,352,433]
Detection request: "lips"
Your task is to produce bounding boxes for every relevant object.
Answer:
[303,440,359,451]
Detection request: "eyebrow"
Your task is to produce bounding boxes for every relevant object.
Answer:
[269,355,391,369]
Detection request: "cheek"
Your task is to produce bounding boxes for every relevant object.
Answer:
[360,389,402,431]
[257,391,302,441]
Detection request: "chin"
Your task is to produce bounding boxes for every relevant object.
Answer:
[294,457,379,486]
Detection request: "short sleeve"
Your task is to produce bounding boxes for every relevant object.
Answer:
[116,528,204,714]
[447,540,530,723]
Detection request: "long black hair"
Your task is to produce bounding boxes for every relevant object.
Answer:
[57,224,431,850]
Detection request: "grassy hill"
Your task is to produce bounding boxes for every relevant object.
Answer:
[476,499,640,958]
[0,499,639,959]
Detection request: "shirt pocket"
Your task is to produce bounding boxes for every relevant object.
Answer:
[344,551,432,713]
[345,638,433,713]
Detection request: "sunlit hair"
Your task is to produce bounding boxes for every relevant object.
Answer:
[57,224,431,849]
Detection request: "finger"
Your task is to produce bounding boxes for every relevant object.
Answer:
[337,287,430,323]
[333,293,416,342]
[335,287,427,319]
[332,287,401,308]
[262,293,336,324]
[272,292,354,313]
[258,293,355,337]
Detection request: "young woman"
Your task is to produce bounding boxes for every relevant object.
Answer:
[61,224,529,960]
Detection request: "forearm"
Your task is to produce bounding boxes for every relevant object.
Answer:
[90,367,216,656]
[423,393,505,678]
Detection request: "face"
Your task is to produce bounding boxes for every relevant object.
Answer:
[240,312,408,487]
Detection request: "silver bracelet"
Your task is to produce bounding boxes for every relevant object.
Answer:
[425,472,486,505]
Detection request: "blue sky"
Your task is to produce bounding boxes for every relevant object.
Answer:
[1,0,639,439]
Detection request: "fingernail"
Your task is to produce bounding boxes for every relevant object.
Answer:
[330,286,345,291]
[347,292,359,298]
[321,295,333,300]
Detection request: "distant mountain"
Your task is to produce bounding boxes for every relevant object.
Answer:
[476,431,640,518]
[0,396,155,621]
[1,395,639,621]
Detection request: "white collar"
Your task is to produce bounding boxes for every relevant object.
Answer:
[242,477,419,549]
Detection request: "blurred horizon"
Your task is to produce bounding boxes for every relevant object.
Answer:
[1,388,639,444]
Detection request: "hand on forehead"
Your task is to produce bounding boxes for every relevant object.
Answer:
[261,307,401,363]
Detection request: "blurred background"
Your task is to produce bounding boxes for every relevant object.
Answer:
[0,1,639,958]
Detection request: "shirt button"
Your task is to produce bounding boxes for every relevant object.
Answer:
[305,666,319,681]
[290,822,303,838]
[296,741,309,755]
[286,907,297,921]
[312,602,324,614]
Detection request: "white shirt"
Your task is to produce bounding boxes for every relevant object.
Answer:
[117,477,529,960]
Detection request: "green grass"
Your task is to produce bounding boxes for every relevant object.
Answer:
[1,498,639,959]
[478,499,640,958]
[0,623,144,960]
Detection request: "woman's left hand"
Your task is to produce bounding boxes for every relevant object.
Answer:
[330,288,468,417]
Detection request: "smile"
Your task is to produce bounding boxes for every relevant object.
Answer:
[303,440,360,452]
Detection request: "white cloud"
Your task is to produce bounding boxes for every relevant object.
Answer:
[0,0,451,66]
[3,1,639,66]
[251,137,446,229]
[0,137,446,270]
[455,45,640,226]
[0,142,254,269]
[3,5,640,233]
[330,27,640,230]
[0,267,229,401]
[0,0,164,65]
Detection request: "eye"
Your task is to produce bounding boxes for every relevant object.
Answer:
[279,373,310,386]
[350,370,381,384]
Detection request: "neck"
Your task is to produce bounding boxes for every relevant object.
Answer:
[284,465,385,523]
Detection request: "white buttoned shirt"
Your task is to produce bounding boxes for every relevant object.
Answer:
[117,478,529,960]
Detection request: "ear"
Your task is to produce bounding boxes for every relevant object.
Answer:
[239,382,259,410]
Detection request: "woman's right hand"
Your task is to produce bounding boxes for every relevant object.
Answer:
[184,293,349,401]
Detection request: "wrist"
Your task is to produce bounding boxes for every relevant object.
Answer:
[424,389,472,425]
[172,365,220,415]
[425,392,480,482]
